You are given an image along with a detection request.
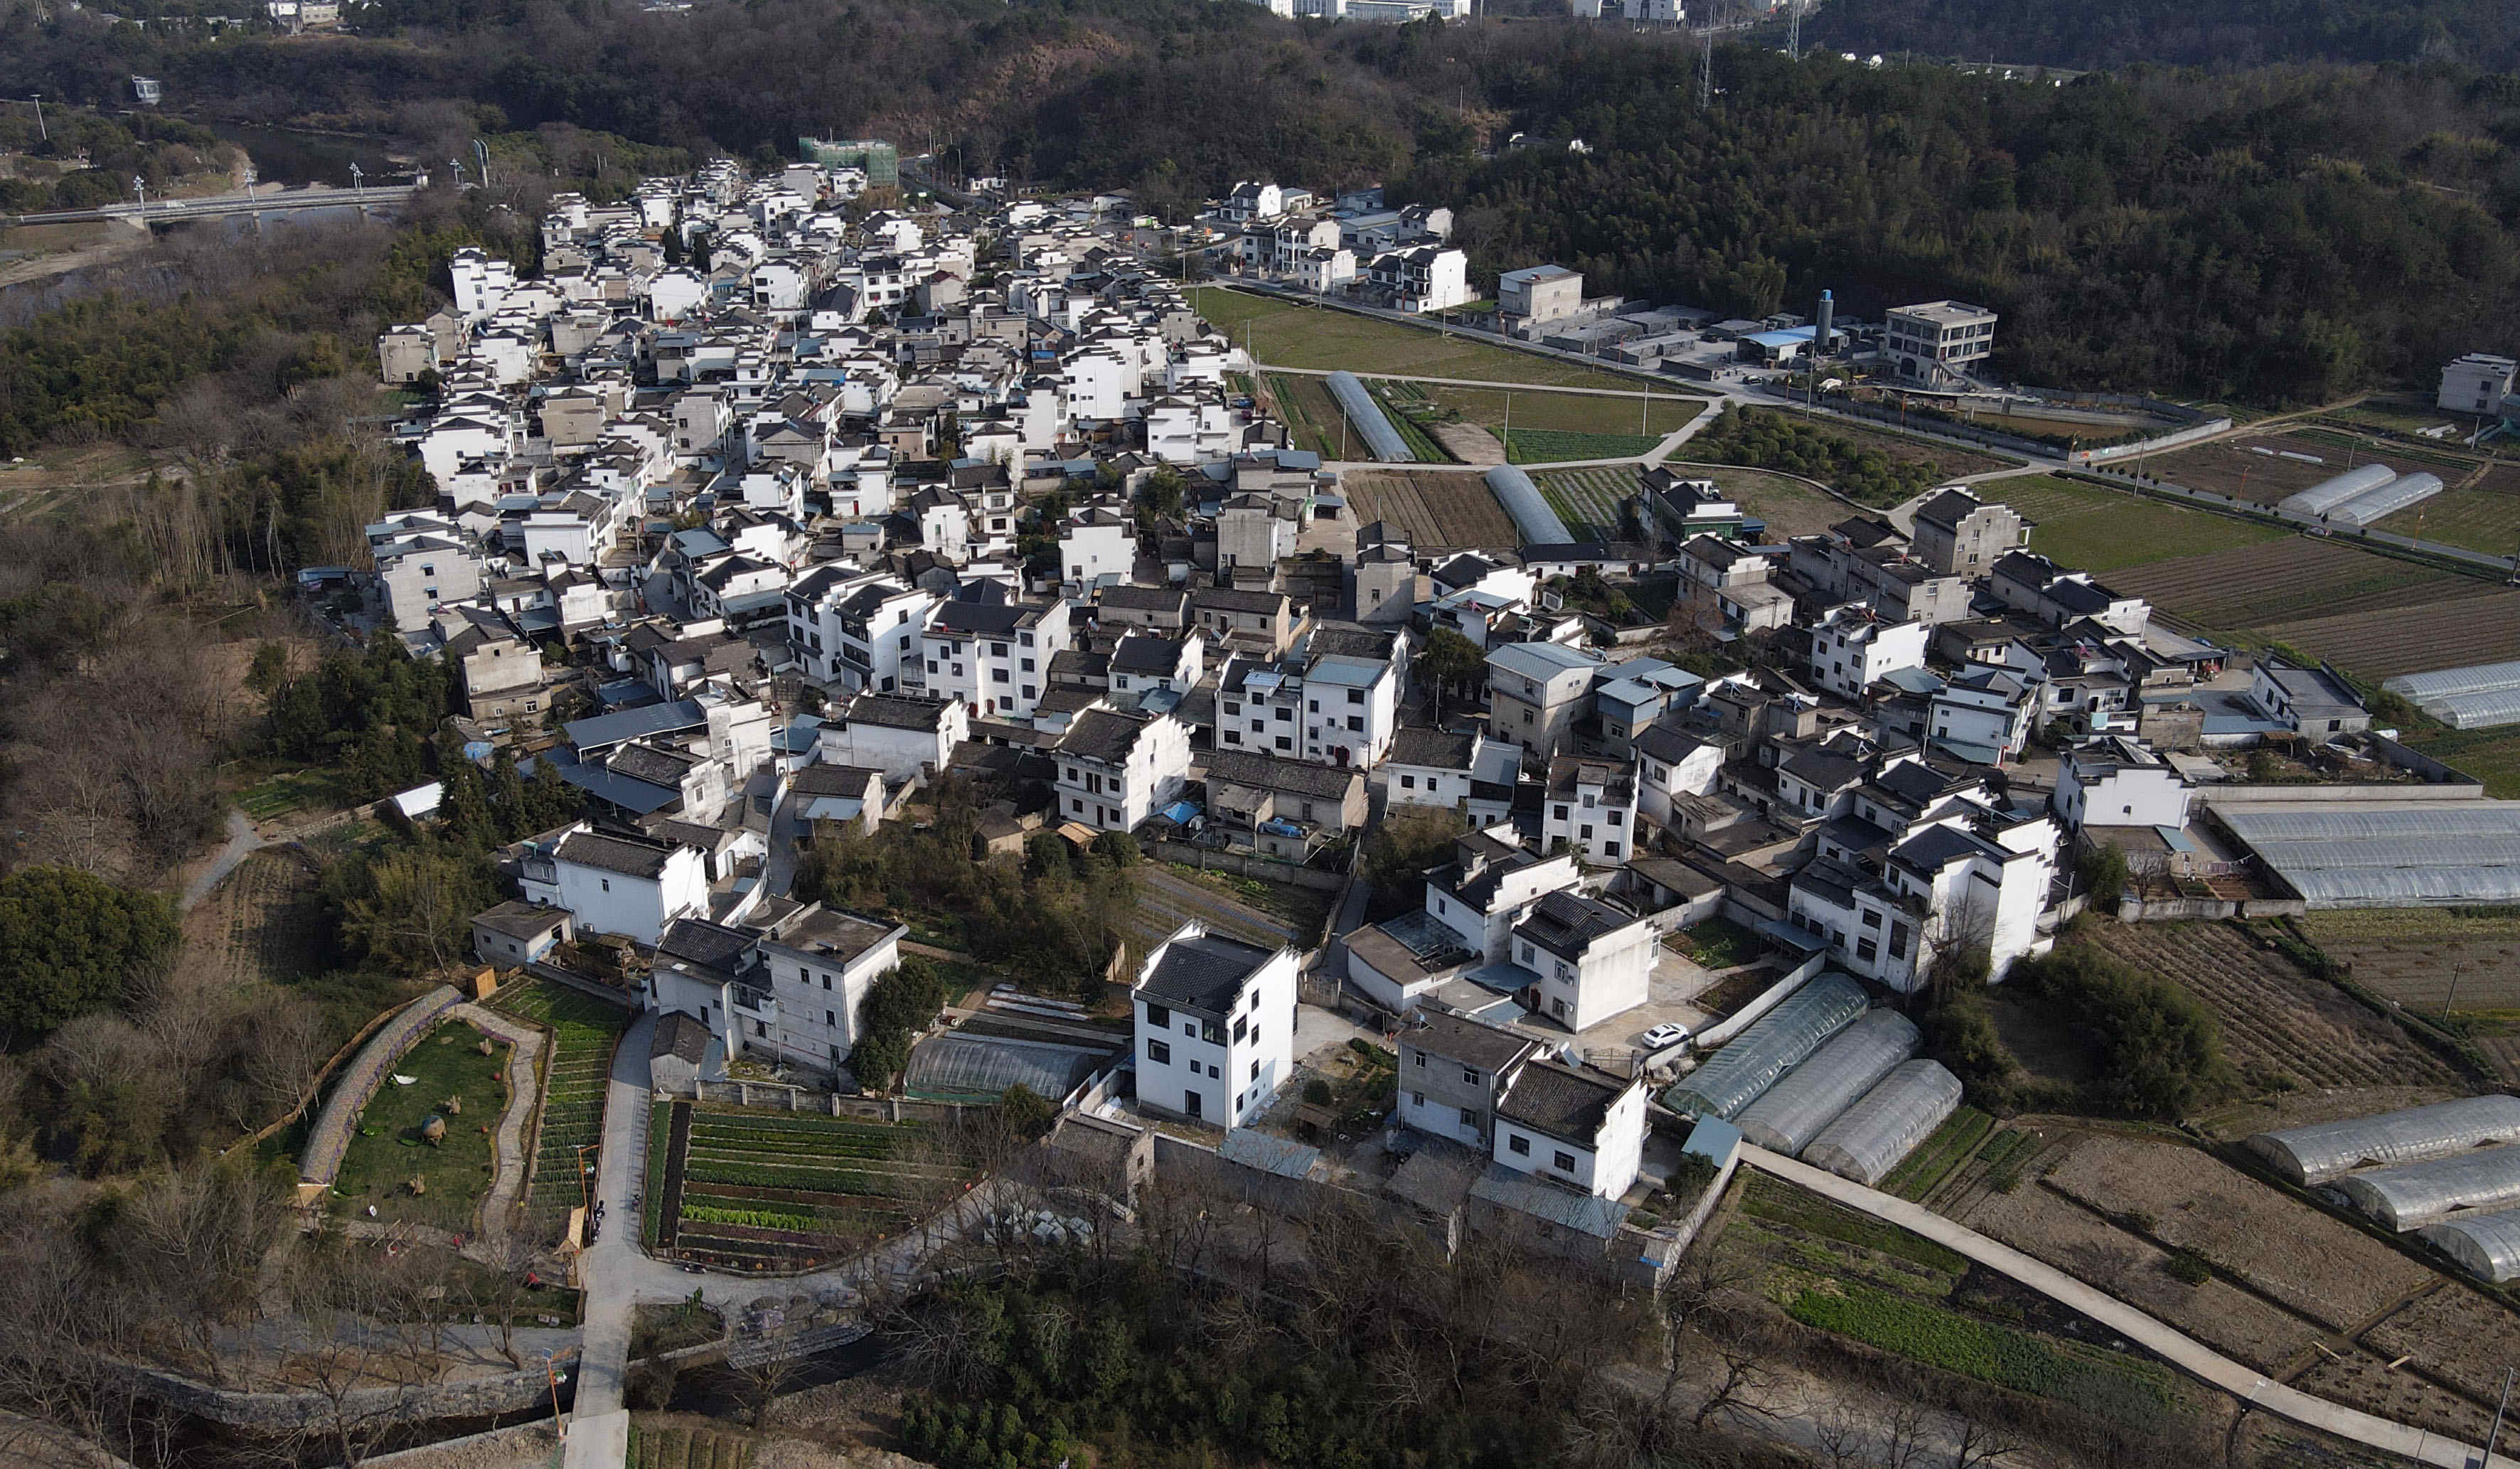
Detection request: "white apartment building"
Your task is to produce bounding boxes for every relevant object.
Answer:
[1512,890,1655,1033]
[1809,606,1931,700]
[786,569,935,694]
[1485,640,1604,762]
[1539,756,1638,865]
[915,596,1072,717]
[2440,353,2518,416]
[2054,736,2193,830]
[1059,507,1138,587]
[1133,924,1301,1127]
[1053,707,1192,833]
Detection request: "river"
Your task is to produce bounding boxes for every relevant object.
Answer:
[205,123,411,189]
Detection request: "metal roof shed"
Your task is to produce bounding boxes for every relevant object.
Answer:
[2334,1144,2520,1230]
[1732,1009,1920,1155]
[2245,1094,2520,1185]
[1663,972,1869,1120]
[1800,1059,1964,1186]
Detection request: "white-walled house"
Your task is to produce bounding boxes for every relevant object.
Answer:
[1810,606,1931,701]
[1133,924,1301,1128]
[644,904,907,1079]
[1396,1010,1542,1151]
[818,693,971,786]
[1539,757,1638,865]
[1382,727,1522,823]
[1426,827,1582,963]
[916,596,1072,718]
[2054,736,2192,830]
[520,825,710,946]
[1053,707,1192,833]
[1633,723,1724,826]
[1491,1059,1649,1200]
[1785,807,2059,991]
[1512,890,1656,1033]
[1060,508,1138,588]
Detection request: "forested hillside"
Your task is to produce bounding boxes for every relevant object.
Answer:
[1803,0,2520,73]
[4,0,2518,404]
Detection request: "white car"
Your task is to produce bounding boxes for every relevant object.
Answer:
[1639,1022,1692,1052]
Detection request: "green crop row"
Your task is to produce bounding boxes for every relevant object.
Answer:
[677,1201,835,1233]
[1883,1108,1995,1200]
[688,1121,904,1150]
[1744,1177,1971,1275]
[683,1160,927,1197]
[1788,1281,2169,1408]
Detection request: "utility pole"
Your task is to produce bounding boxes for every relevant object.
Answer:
[2485,1367,2514,1465]
[2444,960,2470,1021]
[28,94,44,143]
[132,175,146,213]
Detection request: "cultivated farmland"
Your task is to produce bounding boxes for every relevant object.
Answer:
[1340,468,1520,550]
[2295,909,2520,1016]
[2388,461,2520,560]
[2000,476,2285,573]
[1259,373,1347,459]
[2076,923,2461,1098]
[2145,432,2378,506]
[2104,538,2465,636]
[1419,383,1704,441]
[2255,582,2520,680]
[656,1103,966,1271]
[1531,466,1633,541]
[491,979,631,1240]
[1185,287,1654,390]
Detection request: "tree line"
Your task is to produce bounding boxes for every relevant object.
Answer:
[1804,0,2520,73]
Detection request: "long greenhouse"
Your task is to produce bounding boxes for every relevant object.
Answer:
[1732,1009,1920,1155]
[1662,972,1869,1120]
[2216,804,2520,907]
[2418,1209,2520,1283]
[1800,1060,1965,1187]
[1325,371,1416,464]
[1484,464,1572,546]
[2245,1094,2520,1185]
[2333,1144,2520,1230]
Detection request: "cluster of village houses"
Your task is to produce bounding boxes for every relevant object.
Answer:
[385,160,2408,1246]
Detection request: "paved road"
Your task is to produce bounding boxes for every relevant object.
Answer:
[560,1011,656,1469]
[1737,1145,2520,1469]
[10,183,419,226]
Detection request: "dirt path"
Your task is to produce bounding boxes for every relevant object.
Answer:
[1430,420,1505,465]
[452,1000,548,1263]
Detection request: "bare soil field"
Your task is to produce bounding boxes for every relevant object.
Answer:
[1340,468,1520,550]
[2359,1282,2520,1404]
[2105,538,2476,638]
[1958,1175,2321,1373]
[2079,923,2462,1095]
[1662,462,1859,540]
[2260,584,2520,680]
[2296,909,2520,1015]
[183,850,325,992]
[2146,432,2386,506]
[2039,1133,2431,1330]
[2292,1355,2499,1446]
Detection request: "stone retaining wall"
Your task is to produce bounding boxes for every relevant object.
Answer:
[299,985,464,1187]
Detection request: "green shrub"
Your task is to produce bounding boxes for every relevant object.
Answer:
[2166,1250,2212,1286]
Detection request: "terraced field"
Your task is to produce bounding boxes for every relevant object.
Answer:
[657,1103,963,1271]
[491,979,632,1241]
[1340,468,1519,550]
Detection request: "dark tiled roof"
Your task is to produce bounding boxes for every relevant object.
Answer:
[1057,707,1152,764]
[1137,929,1278,1013]
[652,1010,712,1064]
[1205,749,1358,801]
[657,917,755,971]
[1112,635,1185,674]
[1404,1010,1537,1074]
[1192,587,1290,615]
[1388,726,1476,769]
[763,904,898,965]
[1099,584,1188,614]
[841,694,955,730]
[555,829,685,878]
[1515,890,1641,961]
[791,762,883,796]
[472,899,567,939]
[1496,1058,1627,1143]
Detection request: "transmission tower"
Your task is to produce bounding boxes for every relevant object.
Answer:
[1699,19,1714,108]
[1787,0,1801,60]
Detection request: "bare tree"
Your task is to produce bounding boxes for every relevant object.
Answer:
[1949,1416,2024,1469]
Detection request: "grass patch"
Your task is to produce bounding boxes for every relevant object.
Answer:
[235,766,350,821]
[330,1020,510,1230]
[1673,916,1763,970]
[644,1101,672,1248]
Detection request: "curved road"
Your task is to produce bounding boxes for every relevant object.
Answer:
[1739,1145,2519,1469]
